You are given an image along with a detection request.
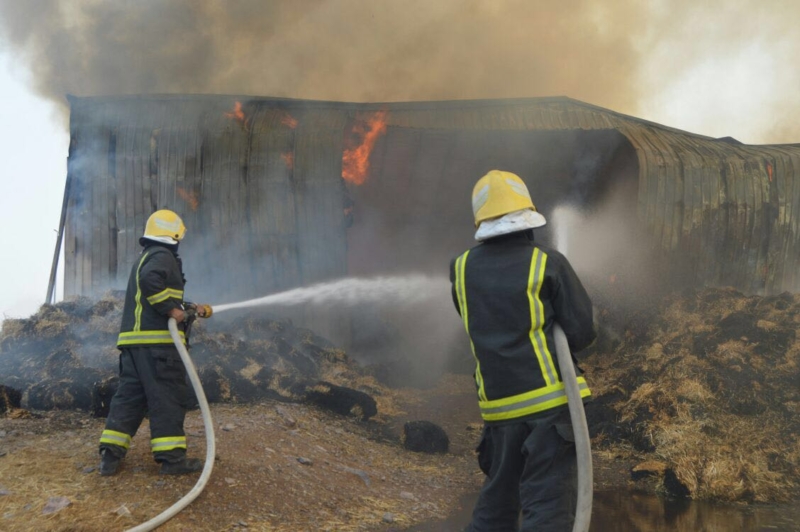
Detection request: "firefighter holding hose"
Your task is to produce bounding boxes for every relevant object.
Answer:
[98,209,212,476]
[450,171,596,531]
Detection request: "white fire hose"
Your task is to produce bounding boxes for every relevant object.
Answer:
[552,322,593,532]
[115,311,589,531]
[125,317,216,532]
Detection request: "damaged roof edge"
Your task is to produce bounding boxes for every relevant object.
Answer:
[66,93,798,148]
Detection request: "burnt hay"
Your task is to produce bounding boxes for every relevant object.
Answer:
[403,420,450,454]
[0,384,22,414]
[0,294,375,420]
[584,287,800,502]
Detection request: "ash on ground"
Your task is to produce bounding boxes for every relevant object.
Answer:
[4,286,800,506]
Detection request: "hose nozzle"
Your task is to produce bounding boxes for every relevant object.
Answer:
[185,302,213,319]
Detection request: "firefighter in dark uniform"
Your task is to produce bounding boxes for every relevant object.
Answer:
[99,209,211,476]
[450,170,596,531]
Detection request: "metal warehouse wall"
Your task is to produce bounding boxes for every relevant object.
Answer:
[64,95,800,310]
[367,98,800,293]
[64,95,353,339]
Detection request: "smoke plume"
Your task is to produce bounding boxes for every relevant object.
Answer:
[2,0,799,385]
[0,1,649,112]
[2,1,798,142]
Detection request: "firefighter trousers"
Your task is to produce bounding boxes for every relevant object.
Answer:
[99,346,190,464]
[467,408,577,532]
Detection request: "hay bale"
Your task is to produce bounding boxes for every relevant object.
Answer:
[403,421,449,454]
[0,384,22,415]
[197,366,230,404]
[630,460,668,480]
[91,376,119,418]
[25,379,94,411]
[1,295,378,428]
[583,286,800,502]
[44,349,83,379]
[0,318,30,342]
[188,315,362,406]
[303,381,377,421]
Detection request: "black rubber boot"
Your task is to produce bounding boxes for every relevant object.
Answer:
[160,457,203,475]
[99,450,121,477]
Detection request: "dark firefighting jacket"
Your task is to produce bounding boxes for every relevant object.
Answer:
[450,231,596,423]
[117,243,186,347]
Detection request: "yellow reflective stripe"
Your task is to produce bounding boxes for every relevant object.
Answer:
[100,429,132,449]
[151,436,187,452]
[479,377,592,421]
[453,256,469,327]
[133,252,150,332]
[527,248,558,386]
[146,288,184,305]
[118,330,185,337]
[454,251,487,402]
[454,252,470,332]
[117,330,185,346]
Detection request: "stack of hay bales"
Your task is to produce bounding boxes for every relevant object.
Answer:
[0,294,378,420]
[585,287,800,502]
[0,295,118,413]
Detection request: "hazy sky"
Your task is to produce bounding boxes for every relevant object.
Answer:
[0,51,67,320]
[0,0,798,324]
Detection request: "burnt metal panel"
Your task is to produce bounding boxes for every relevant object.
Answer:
[63,94,800,298]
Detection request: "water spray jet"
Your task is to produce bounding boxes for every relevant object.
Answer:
[210,275,449,314]
[123,274,449,529]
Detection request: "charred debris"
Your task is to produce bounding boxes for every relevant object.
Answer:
[4,286,800,502]
[585,287,800,502]
[0,293,380,424]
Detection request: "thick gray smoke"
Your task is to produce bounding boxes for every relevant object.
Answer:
[0,0,649,115]
[3,0,799,386]
[3,1,799,142]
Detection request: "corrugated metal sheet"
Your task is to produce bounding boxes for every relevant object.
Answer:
[64,95,800,307]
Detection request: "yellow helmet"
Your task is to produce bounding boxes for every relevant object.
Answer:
[143,209,186,243]
[472,170,537,227]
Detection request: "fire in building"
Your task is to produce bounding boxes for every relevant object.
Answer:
[51,94,800,342]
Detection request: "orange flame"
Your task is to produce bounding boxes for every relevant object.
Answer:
[281,112,298,129]
[281,151,294,170]
[225,101,249,130]
[177,187,199,211]
[342,110,388,185]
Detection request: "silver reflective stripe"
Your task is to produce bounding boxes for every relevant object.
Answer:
[120,333,173,341]
[531,250,557,385]
[151,439,186,450]
[154,218,182,232]
[506,177,530,198]
[472,184,490,215]
[480,381,589,415]
[101,434,130,445]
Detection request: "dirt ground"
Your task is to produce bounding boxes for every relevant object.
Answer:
[0,372,636,532]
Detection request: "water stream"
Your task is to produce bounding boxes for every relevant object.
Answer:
[211,277,800,531]
[211,275,449,313]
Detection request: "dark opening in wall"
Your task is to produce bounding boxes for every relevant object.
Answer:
[344,128,647,385]
[346,128,641,279]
